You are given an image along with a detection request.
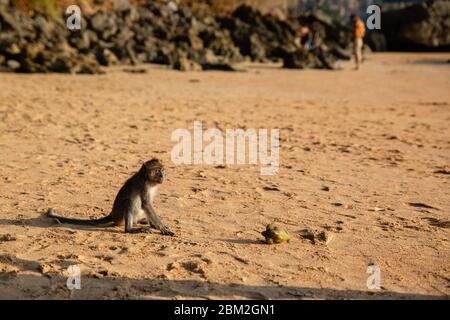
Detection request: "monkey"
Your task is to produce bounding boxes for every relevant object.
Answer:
[47,158,174,236]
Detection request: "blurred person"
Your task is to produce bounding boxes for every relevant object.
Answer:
[310,23,334,70]
[297,26,312,50]
[311,25,323,50]
[350,14,365,70]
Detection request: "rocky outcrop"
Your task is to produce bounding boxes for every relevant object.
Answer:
[0,0,351,73]
[367,0,450,51]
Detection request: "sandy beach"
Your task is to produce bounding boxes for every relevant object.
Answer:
[0,52,449,299]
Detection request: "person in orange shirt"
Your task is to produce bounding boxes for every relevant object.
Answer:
[351,14,366,70]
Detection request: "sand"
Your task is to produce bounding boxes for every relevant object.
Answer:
[0,53,449,299]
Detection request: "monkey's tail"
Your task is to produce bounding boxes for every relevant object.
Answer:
[47,208,114,226]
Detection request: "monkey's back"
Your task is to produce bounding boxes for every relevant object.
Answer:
[110,171,144,225]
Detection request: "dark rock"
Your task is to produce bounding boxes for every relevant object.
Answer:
[153,42,176,65]
[328,43,351,60]
[4,41,20,55]
[197,49,236,71]
[97,48,119,66]
[298,12,350,49]
[187,28,204,51]
[0,4,24,37]
[114,0,131,13]
[0,0,353,74]
[366,31,387,52]
[379,0,450,51]
[283,47,335,70]
[201,62,236,72]
[249,34,267,62]
[283,49,314,69]
[90,12,118,40]
[76,56,104,74]
[174,54,202,72]
[6,59,19,70]
[125,41,138,65]
[114,27,134,48]
[363,44,372,55]
[123,67,147,74]
[68,31,91,51]
[199,28,243,63]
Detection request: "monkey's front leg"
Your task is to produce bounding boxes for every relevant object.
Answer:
[124,201,152,234]
[142,202,174,236]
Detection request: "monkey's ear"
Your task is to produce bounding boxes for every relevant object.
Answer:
[143,161,152,171]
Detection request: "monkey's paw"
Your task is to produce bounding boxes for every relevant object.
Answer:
[160,228,175,236]
[128,227,153,234]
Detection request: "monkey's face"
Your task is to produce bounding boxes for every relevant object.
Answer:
[144,159,165,184]
[150,166,165,184]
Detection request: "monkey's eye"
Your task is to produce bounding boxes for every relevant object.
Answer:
[154,168,164,177]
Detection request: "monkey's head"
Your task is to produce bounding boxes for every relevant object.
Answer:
[143,158,165,184]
